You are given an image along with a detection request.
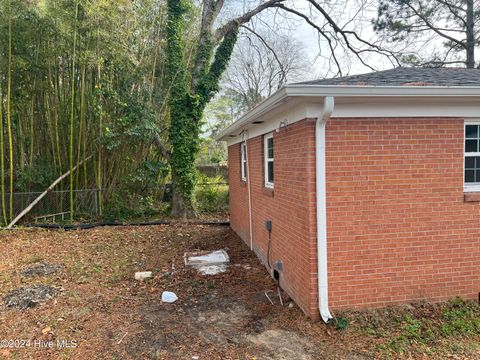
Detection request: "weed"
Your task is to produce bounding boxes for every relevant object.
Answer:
[334,317,349,331]
[374,298,480,357]
[403,314,422,340]
[440,299,480,336]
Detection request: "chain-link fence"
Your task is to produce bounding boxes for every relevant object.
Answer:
[5,180,229,226]
[7,189,103,224]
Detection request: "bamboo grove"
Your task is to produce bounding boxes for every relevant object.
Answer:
[0,0,305,222]
[0,0,181,224]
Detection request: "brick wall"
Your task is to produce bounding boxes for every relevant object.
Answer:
[326,117,480,309]
[228,119,319,318]
[230,116,480,317]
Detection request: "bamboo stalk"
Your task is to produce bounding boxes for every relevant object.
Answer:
[96,60,103,215]
[76,65,86,188]
[0,81,6,225]
[29,86,35,166]
[6,0,14,221]
[69,1,79,223]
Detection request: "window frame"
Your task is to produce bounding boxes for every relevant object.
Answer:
[241,142,247,182]
[264,132,274,189]
[464,121,480,192]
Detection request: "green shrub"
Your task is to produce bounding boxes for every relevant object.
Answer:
[194,175,229,214]
[103,193,170,221]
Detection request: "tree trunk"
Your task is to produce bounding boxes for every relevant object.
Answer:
[171,173,195,218]
[169,105,199,218]
[466,0,475,68]
[164,0,262,218]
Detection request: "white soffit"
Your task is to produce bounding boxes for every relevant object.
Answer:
[218,85,480,145]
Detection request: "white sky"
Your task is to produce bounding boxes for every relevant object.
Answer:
[225,0,466,83]
[224,0,397,81]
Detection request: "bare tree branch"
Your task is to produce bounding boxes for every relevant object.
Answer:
[214,0,285,43]
[272,5,343,75]
[304,0,400,64]
[274,3,399,74]
[240,25,287,84]
[403,1,466,48]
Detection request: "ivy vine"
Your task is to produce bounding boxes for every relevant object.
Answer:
[166,0,239,212]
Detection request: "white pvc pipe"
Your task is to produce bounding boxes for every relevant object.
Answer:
[316,96,334,323]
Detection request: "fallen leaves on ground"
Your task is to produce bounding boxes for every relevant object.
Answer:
[0,224,478,359]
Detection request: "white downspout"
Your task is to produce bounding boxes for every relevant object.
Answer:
[242,131,254,251]
[316,96,334,323]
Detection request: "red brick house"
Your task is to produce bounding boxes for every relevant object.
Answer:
[216,68,480,322]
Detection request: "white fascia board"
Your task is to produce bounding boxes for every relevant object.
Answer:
[333,97,480,118]
[217,84,480,143]
[285,84,480,97]
[216,87,287,141]
[225,101,322,146]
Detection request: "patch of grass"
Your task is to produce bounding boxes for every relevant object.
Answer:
[380,315,425,356]
[106,255,135,285]
[364,327,377,336]
[0,272,13,284]
[440,297,480,336]
[92,265,102,274]
[58,348,77,359]
[372,298,480,357]
[23,254,43,264]
[68,261,88,280]
[75,306,92,317]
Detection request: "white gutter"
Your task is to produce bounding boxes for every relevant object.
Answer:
[316,96,334,323]
[242,131,254,251]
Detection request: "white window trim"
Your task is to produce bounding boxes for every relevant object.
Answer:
[464,120,480,192]
[264,132,274,188]
[241,142,247,181]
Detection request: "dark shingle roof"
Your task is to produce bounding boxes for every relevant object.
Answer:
[295,67,480,87]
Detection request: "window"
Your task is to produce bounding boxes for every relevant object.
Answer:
[264,133,274,188]
[241,142,247,181]
[464,123,480,191]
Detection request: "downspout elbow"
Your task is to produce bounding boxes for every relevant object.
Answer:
[316,96,334,323]
[320,96,334,124]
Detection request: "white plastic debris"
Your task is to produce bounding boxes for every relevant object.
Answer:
[184,250,230,275]
[198,264,228,275]
[186,250,229,265]
[161,291,178,303]
[134,271,152,281]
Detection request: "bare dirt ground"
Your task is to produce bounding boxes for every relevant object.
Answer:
[0,224,479,359]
